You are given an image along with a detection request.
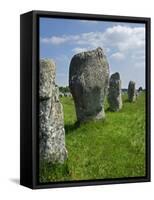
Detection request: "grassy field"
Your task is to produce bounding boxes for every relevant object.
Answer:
[39,92,146,183]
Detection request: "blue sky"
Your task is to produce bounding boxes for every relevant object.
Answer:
[40,17,145,88]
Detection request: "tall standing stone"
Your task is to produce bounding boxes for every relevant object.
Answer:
[69,47,109,122]
[39,59,67,163]
[128,81,136,102]
[108,72,122,111]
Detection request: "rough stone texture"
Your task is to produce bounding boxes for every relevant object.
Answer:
[108,72,122,111]
[39,59,67,163]
[69,47,109,122]
[128,81,136,102]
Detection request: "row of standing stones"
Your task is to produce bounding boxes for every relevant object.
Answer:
[39,47,138,164]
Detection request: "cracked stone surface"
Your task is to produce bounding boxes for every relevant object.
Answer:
[39,59,67,163]
[69,47,109,122]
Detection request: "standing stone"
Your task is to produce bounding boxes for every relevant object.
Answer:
[108,72,122,111]
[69,47,109,122]
[128,81,136,102]
[138,86,143,92]
[39,59,67,163]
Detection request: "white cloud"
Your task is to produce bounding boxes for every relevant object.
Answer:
[40,31,104,47]
[41,25,145,68]
[72,47,88,54]
[103,25,145,55]
[41,25,145,51]
[104,25,145,66]
[41,36,68,45]
[110,52,125,61]
[41,35,80,45]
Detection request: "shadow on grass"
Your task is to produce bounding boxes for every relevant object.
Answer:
[124,99,136,103]
[65,121,80,134]
[105,107,111,112]
[124,99,130,103]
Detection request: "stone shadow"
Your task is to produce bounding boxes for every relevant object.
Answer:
[65,121,80,134]
[124,99,130,103]
[105,107,111,112]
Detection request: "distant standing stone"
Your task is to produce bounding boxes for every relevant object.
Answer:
[39,59,67,164]
[69,47,109,122]
[128,81,136,102]
[108,72,122,111]
[138,86,143,92]
[59,92,64,97]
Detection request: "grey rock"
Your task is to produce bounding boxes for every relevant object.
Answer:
[39,59,56,99]
[39,59,67,163]
[69,47,109,122]
[128,81,136,102]
[138,86,143,92]
[108,72,122,111]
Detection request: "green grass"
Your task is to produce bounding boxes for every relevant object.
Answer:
[39,92,146,182]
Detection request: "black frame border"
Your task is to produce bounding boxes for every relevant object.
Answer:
[21,10,151,189]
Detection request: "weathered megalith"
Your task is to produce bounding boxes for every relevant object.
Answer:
[39,59,67,163]
[69,47,109,122]
[108,72,122,111]
[128,81,136,102]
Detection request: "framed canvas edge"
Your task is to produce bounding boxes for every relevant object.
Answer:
[21,10,151,189]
